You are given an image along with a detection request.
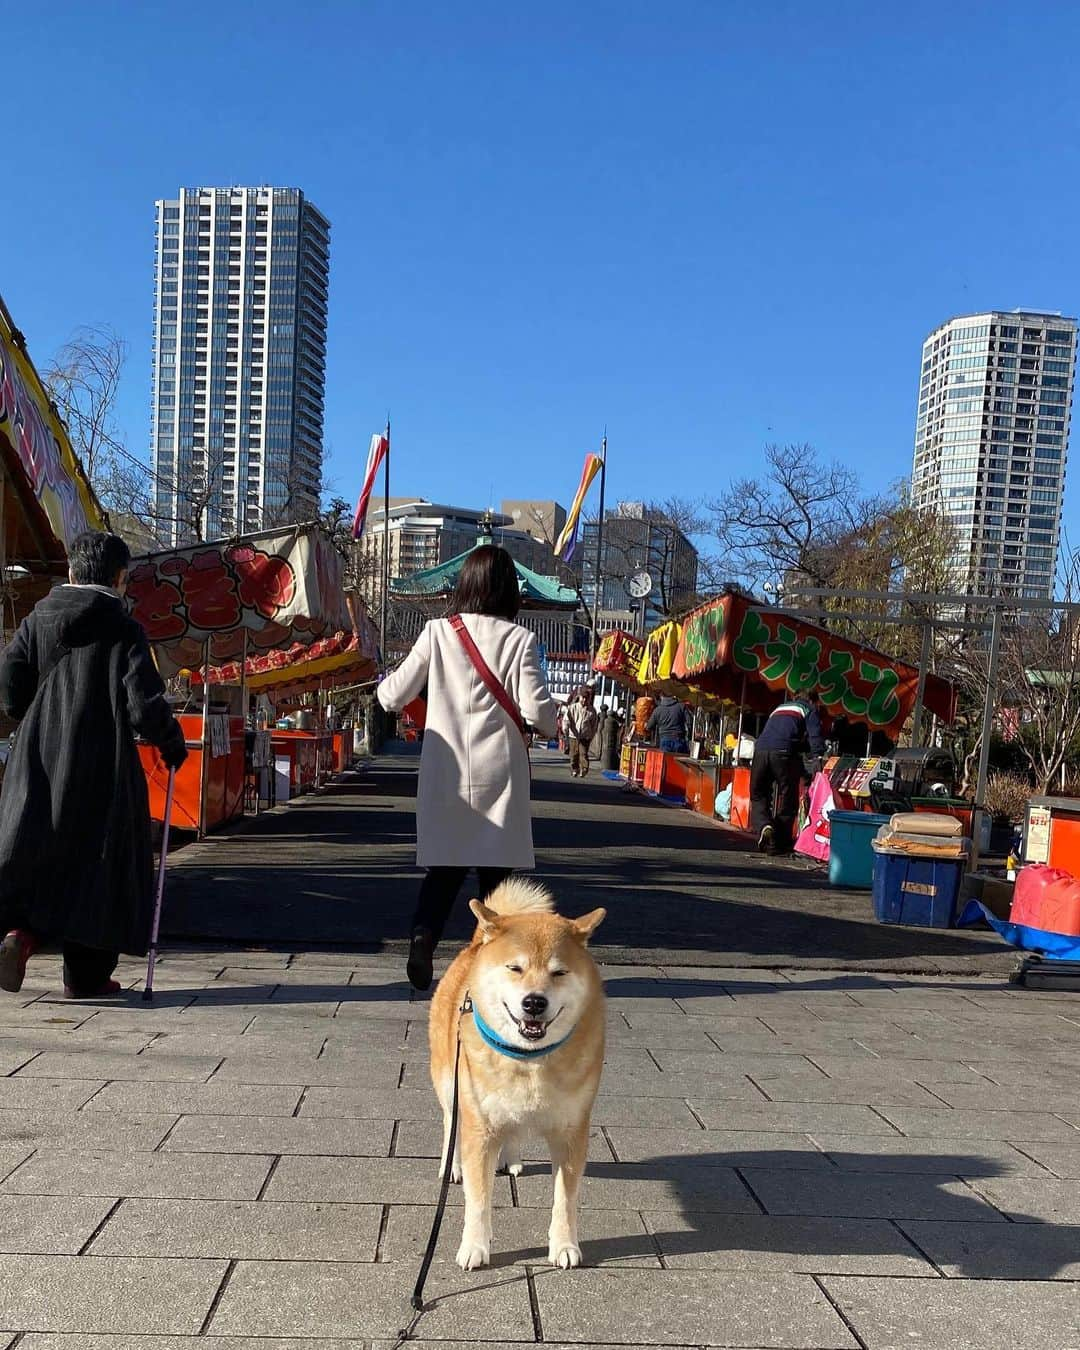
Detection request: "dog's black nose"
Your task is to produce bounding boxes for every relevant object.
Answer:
[521,993,548,1017]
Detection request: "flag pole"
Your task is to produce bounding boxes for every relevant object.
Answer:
[590,432,607,655]
[380,416,390,666]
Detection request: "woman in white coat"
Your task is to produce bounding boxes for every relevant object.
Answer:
[378,546,557,989]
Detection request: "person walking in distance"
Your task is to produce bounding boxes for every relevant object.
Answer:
[566,684,600,777]
[750,690,825,856]
[0,532,188,998]
[377,545,557,991]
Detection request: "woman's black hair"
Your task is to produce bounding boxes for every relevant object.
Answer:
[68,531,131,587]
[451,544,521,620]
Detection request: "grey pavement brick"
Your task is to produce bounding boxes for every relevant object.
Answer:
[265,1154,513,1205]
[0,1145,38,1181]
[750,1075,945,1108]
[0,1029,151,1053]
[805,1056,990,1084]
[927,1081,1080,1113]
[1004,1139,1080,1178]
[84,1080,303,1116]
[533,1267,857,1347]
[652,1048,825,1075]
[1,1148,273,1200]
[382,1202,660,1267]
[590,1094,707,1126]
[0,1253,227,1334]
[901,1219,1080,1279]
[211,1055,403,1087]
[967,1176,1080,1223]
[143,1031,331,1058]
[742,1167,1008,1221]
[0,1078,104,1110]
[604,1127,832,1169]
[875,1105,1080,1141]
[822,1274,1080,1349]
[514,1159,759,1212]
[0,1194,116,1254]
[0,1047,46,1075]
[209,1257,534,1340]
[0,1108,176,1152]
[689,1100,900,1134]
[299,1086,439,1119]
[161,1113,393,1156]
[396,1119,612,1162]
[645,1210,935,1274]
[810,1134,1051,1176]
[88,1196,382,1260]
[14,1051,221,1082]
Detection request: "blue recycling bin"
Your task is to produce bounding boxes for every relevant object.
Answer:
[871,848,965,928]
[828,811,892,888]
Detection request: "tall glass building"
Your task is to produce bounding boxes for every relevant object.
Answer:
[912,311,1076,598]
[150,186,329,544]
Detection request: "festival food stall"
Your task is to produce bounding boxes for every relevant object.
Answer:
[593,630,650,782]
[674,591,956,836]
[192,621,378,799]
[129,524,352,833]
[0,297,108,782]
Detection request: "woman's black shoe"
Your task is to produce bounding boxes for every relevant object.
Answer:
[407,928,435,991]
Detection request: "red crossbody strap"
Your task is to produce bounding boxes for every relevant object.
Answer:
[448,614,527,738]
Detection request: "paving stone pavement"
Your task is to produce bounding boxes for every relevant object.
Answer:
[0,948,1072,1346]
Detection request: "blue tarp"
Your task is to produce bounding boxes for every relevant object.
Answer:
[959,900,1080,961]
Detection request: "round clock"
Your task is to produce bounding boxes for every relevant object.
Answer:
[626,570,653,600]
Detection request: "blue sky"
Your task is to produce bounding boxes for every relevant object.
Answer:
[5,0,1080,542]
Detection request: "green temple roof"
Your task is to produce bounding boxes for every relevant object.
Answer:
[391,544,579,610]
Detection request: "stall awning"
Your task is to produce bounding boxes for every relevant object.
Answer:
[673,592,956,736]
[191,622,379,694]
[128,523,352,677]
[593,629,647,693]
[0,296,106,588]
[636,619,728,712]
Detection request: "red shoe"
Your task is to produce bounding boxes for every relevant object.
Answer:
[63,979,123,1001]
[0,930,36,993]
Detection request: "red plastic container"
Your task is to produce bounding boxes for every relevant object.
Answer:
[1011,864,1080,937]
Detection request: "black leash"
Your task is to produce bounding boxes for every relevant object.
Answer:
[405,992,470,1327]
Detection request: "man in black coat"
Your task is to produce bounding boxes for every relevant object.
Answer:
[0,531,187,998]
[750,690,825,856]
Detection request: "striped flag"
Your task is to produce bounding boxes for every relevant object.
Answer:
[553,453,603,561]
[352,432,390,539]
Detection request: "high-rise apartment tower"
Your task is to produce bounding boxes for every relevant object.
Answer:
[150,186,329,544]
[911,310,1076,598]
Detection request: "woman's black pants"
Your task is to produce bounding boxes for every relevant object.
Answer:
[413,867,513,943]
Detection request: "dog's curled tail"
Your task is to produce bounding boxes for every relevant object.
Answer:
[481,878,555,916]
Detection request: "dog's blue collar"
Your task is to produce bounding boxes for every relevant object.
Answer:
[471,1001,576,1060]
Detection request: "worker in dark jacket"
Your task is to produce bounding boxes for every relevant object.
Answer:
[750,690,825,855]
[0,531,187,998]
[647,695,689,753]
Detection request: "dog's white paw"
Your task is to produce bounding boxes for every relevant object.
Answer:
[549,1241,582,1269]
[456,1240,490,1270]
[438,1160,463,1184]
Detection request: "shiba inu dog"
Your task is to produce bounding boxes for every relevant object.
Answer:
[428,878,606,1271]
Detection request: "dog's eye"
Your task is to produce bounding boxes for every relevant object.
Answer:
[551,969,568,978]
[506,964,523,974]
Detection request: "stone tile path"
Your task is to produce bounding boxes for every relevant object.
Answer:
[0,950,1075,1346]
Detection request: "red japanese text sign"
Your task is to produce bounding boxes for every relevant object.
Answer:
[128,525,351,676]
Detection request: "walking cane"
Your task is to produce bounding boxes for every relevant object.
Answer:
[143,765,177,1003]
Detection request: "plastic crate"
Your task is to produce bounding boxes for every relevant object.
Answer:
[828,811,893,888]
[871,849,965,928]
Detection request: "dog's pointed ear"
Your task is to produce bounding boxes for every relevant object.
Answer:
[469,899,502,942]
[570,907,606,943]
